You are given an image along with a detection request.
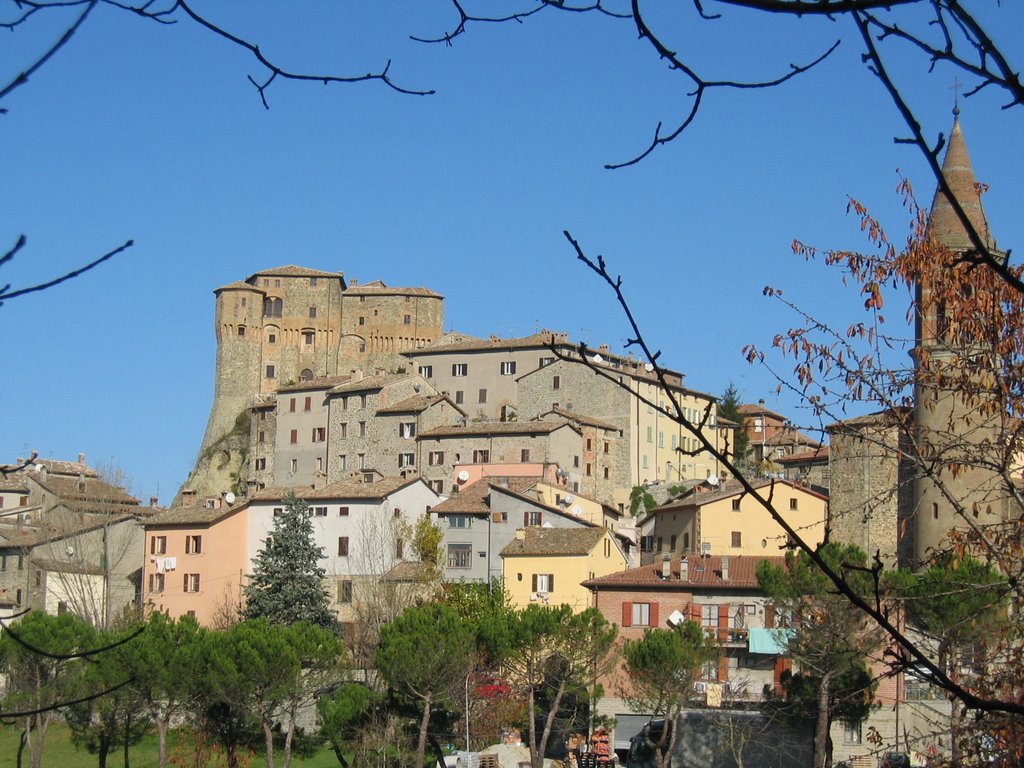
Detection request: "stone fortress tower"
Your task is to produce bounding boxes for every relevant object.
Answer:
[180,266,444,500]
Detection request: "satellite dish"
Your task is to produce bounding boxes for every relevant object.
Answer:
[591,354,604,364]
[457,470,470,483]
[667,609,685,627]
[65,546,75,557]
[644,363,655,372]
[413,383,421,392]
[225,492,236,505]
[571,505,582,517]
[706,475,719,487]
[563,494,574,505]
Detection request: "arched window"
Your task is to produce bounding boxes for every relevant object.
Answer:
[263,297,283,317]
[300,369,314,381]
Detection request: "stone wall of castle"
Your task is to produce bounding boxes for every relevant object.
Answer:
[182,270,445,500]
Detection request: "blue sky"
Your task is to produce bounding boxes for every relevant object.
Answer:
[2,2,1022,503]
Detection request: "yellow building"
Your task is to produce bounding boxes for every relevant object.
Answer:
[501,527,628,612]
[640,479,827,562]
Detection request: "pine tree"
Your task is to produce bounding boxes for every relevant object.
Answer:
[243,492,336,628]
[717,382,750,460]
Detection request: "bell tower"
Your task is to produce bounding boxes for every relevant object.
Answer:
[912,110,1010,563]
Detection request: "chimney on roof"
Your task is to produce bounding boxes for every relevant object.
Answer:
[515,528,526,541]
[598,344,609,354]
[149,496,159,508]
[721,556,730,581]
[680,557,689,581]
[758,399,765,407]
[349,278,358,286]
[78,453,86,465]
[661,554,671,580]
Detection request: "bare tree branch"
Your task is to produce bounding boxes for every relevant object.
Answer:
[0,238,133,305]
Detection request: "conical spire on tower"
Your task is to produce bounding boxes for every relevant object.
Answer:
[925,111,992,251]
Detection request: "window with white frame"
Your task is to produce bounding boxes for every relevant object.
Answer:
[448,514,471,528]
[399,422,416,438]
[149,573,165,593]
[419,365,433,378]
[452,363,468,377]
[185,535,202,554]
[631,602,651,626]
[500,361,517,375]
[398,453,415,468]
[428,451,445,466]
[447,543,472,568]
[533,573,554,594]
[183,573,201,593]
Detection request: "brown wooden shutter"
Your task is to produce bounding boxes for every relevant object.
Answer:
[548,574,555,592]
[622,601,632,627]
[689,603,702,624]
[718,604,731,643]
[764,603,776,629]
[524,511,530,526]
[532,574,538,592]
[649,602,660,627]
[537,511,543,526]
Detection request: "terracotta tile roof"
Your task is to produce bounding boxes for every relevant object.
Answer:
[31,558,105,576]
[376,394,451,414]
[3,459,100,479]
[775,446,829,464]
[247,265,343,280]
[738,403,787,420]
[0,476,29,493]
[146,503,246,527]
[344,283,442,298]
[406,331,564,355]
[584,555,784,590]
[419,421,572,439]
[0,513,141,549]
[278,376,351,393]
[432,477,541,514]
[540,408,619,432]
[827,407,910,432]
[382,561,440,583]
[215,280,262,293]
[414,331,485,348]
[501,527,607,557]
[37,475,140,508]
[251,400,277,411]
[649,478,827,517]
[328,373,413,395]
[762,430,821,449]
[251,476,419,503]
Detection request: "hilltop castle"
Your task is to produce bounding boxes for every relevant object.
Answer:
[182,266,445,500]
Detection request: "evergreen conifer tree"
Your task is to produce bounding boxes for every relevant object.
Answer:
[243,492,335,628]
[718,382,750,460]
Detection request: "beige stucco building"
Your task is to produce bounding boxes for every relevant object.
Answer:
[501,526,627,612]
[638,479,828,564]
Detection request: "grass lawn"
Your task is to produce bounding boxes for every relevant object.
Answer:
[0,723,341,768]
